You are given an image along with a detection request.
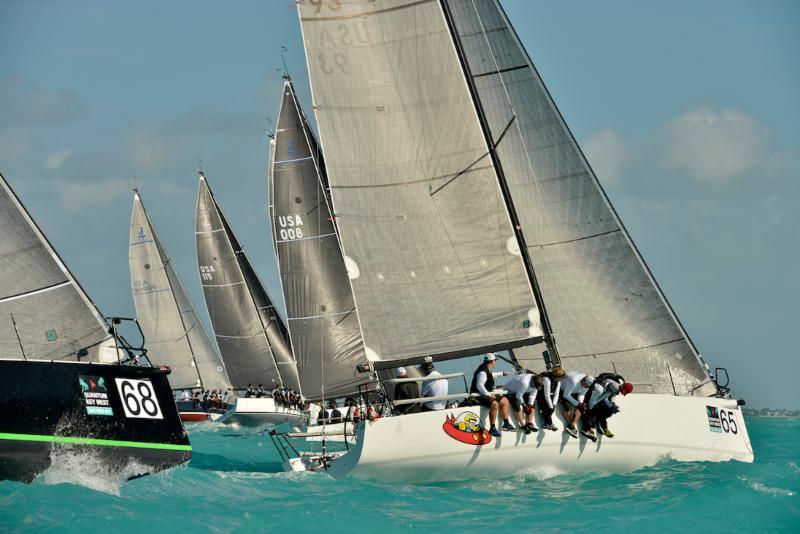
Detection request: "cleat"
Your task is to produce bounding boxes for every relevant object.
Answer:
[489,427,501,437]
[603,428,614,438]
[501,422,516,432]
[523,425,531,435]
[581,429,597,442]
[526,423,538,433]
[544,423,558,432]
[564,425,578,438]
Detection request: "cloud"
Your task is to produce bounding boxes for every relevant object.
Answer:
[582,128,631,187]
[58,178,128,214]
[0,78,83,126]
[662,107,766,184]
[45,149,72,170]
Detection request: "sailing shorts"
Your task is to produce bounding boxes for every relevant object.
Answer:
[505,392,533,412]
[474,395,496,408]
[559,392,580,408]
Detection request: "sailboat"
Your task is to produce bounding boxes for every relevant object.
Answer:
[195,172,304,427]
[129,190,232,422]
[0,172,191,482]
[280,0,754,482]
[268,78,373,445]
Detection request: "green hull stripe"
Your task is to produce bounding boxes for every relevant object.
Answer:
[0,432,192,452]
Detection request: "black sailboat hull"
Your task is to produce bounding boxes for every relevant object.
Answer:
[0,359,191,483]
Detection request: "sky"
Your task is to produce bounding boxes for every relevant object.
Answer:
[1,0,797,409]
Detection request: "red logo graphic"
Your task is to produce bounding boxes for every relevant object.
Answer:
[443,412,492,446]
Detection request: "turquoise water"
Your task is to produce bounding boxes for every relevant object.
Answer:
[1,417,797,532]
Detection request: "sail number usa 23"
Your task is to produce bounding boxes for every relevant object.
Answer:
[115,378,163,419]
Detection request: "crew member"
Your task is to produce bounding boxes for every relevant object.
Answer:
[420,357,448,411]
[559,371,595,438]
[503,370,538,434]
[470,353,511,437]
[393,367,421,414]
[590,379,633,438]
[245,384,254,398]
[533,367,565,431]
[329,400,342,424]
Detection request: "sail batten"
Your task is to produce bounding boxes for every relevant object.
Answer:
[444,0,715,395]
[195,175,301,391]
[129,192,230,391]
[297,0,542,364]
[270,80,370,400]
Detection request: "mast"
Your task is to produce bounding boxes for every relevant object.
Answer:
[439,0,560,367]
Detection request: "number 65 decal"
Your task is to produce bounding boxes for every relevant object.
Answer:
[114,378,163,419]
[720,409,738,434]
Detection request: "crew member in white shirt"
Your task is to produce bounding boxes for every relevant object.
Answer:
[559,371,595,438]
[420,357,448,411]
[503,371,538,434]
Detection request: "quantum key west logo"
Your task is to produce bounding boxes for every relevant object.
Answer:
[79,375,113,416]
[706,405,722,432]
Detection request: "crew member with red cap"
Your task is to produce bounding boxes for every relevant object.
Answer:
[588,373,633,438]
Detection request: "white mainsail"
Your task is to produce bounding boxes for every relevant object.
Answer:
[129,191,230,391]
[0,172,116,362]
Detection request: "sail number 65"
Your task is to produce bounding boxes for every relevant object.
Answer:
[115,378,163,419]
[720,409,738,434]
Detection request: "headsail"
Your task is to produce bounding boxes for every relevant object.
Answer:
[270,79,370,399]
[130,191,231,391]
[0,172,115,361]
[195,174,301,391]
[297,0,543,366]
[441,0,715,395]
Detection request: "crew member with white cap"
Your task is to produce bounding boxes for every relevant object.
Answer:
[420,357,448,411]
[393,366,421,414]
[559,370,595,438]
[470,353,510,437]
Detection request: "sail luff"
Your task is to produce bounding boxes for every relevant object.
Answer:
[297,0,543,365]
[0,172,114,362]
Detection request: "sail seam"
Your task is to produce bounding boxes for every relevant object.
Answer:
[288,309,354,321]
[472,64,527,78]
[300,0,435,22]
[129,240,155,246]
[560,337,686,359]
[275,156,313,164]
[0,280,71,304]
[201,281,246,288]
[331,164,494,190]
[530,229,621,248]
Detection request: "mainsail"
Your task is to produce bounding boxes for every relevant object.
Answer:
[0,172,115,361]
[195,174,301,391]
[298,0,715,396]
[129,191,231,391]
[269,79,369,399]
[442,0,715,395]
[297,0,543,366]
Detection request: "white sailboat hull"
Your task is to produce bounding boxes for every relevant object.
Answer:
[324,394,754,482]
[304,422,357,444]
[218,397,305,427]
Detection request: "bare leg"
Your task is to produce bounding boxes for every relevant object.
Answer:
[489,400,498,426]
[514,409,525,426]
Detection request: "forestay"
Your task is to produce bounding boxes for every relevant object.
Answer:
[130,192,230,391]
[0,173,115,361]
[270,80,369,399]
[298,0,542,365]
[195,175,301,391]
[443,0,715,395]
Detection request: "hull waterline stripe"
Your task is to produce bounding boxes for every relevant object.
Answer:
[0,432,192,451]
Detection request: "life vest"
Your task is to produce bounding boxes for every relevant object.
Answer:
[470,362,495,395]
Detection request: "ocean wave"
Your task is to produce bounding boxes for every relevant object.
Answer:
[738,475,795,497]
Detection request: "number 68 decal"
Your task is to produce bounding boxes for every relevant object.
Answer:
[114,378,163,419]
